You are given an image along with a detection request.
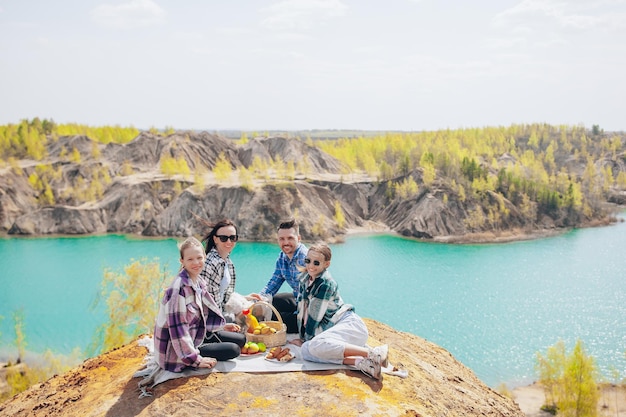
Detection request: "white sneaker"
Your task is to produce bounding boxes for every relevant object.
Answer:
[356,357,382,381]
[369,344,389,368]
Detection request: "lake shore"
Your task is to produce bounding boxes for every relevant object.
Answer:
[512,382,626,416]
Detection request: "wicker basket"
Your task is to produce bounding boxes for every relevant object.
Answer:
[244,301,287,348]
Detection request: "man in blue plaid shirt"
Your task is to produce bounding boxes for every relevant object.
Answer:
[249,219,307,333]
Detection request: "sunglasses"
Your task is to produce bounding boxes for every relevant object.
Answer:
[215,234,238,242]
[304,258,322,266]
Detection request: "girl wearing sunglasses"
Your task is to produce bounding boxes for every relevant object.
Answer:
[289,243,389,381]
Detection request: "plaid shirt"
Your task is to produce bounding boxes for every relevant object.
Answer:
[260,243,308,299]
[296,269,354,342]
[154,269,225,372]
[199,248,236,312]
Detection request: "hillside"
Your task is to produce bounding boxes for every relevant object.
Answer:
[1,124,625,242]
[0,319,525,417]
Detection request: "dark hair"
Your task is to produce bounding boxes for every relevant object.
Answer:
[202,219,238,254]
[278,218,299,235]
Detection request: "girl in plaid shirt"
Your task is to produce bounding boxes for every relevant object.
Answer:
[154,237,243,372]
[289,243,389,381]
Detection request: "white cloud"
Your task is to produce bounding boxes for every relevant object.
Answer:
[91,0,166,29]
[494,0,626,31]
[260,0,348,31]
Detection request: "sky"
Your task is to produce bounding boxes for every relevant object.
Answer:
[1,0,625,132]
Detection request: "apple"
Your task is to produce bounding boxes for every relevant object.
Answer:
[257,342,267,352]
[247,342,260,354]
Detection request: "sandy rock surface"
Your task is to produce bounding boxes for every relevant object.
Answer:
[0,319,525,417]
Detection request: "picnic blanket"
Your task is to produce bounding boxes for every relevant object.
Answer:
[133,335,407,396]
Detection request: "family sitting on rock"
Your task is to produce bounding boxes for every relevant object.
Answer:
[153,218,389,381]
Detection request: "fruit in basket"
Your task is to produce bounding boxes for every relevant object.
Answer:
[261,326,272,335]
[243,309,260,334]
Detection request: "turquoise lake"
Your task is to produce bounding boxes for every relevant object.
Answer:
[1,213,625,388]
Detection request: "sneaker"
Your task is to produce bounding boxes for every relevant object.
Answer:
[356,357,382,381]
[369,344,389,368]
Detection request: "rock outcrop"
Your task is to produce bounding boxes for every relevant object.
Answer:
[0,319,525,417]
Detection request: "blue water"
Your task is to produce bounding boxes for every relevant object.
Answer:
[1,214,625,388]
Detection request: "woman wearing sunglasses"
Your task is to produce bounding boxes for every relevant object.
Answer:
[200,218,240,312]
[198,219,246,350]
[289,242,389,381]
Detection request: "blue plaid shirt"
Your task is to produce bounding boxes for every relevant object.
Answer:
[260,243,308,298]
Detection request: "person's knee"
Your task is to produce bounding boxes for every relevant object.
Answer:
[306,339,325,357]
[272,293,296,311]
[222,342,241,359]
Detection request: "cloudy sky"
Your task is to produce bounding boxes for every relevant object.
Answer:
[1,0,625,132]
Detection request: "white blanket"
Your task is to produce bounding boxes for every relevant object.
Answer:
[133,335,406,396]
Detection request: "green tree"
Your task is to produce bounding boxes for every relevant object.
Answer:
[559,340,599,417]
[213,152,232,182]
[13,308,27,363]
[90,258,169,355]
[535,339,599,416]
[333,200,345,228]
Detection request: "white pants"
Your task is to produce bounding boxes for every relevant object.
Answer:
[301,311,369,364]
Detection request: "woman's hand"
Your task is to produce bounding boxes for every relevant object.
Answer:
[289,338,303,347]
[224,323,241,332]
[198,356,217,369]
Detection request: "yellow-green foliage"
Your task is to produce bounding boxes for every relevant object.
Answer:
[272,155,286,180]
[314,124,626,218]
[69,147,81,163]
[120,160,134,176]
[194,167,206,192]
[536,339,599,417]
[90,258,169,355]
[91,141,101,159]
[63,165,112,203]
[238,166,254,191]
[394,176,419,199]
[13,309,26,362]
[1,119,139,160]
[251,155,270,181]
[421,163,436,186]
[0,119,49,160]
[160,155,191,177]
[213,152,232,182]
[28,163,63,205]
[285,160,296,180]
[333,201,345,228]
[0,348,82,402]
[464,207,485,231]
[237,132,249,145]
[55,123,139,144]
[311,215,328,239]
